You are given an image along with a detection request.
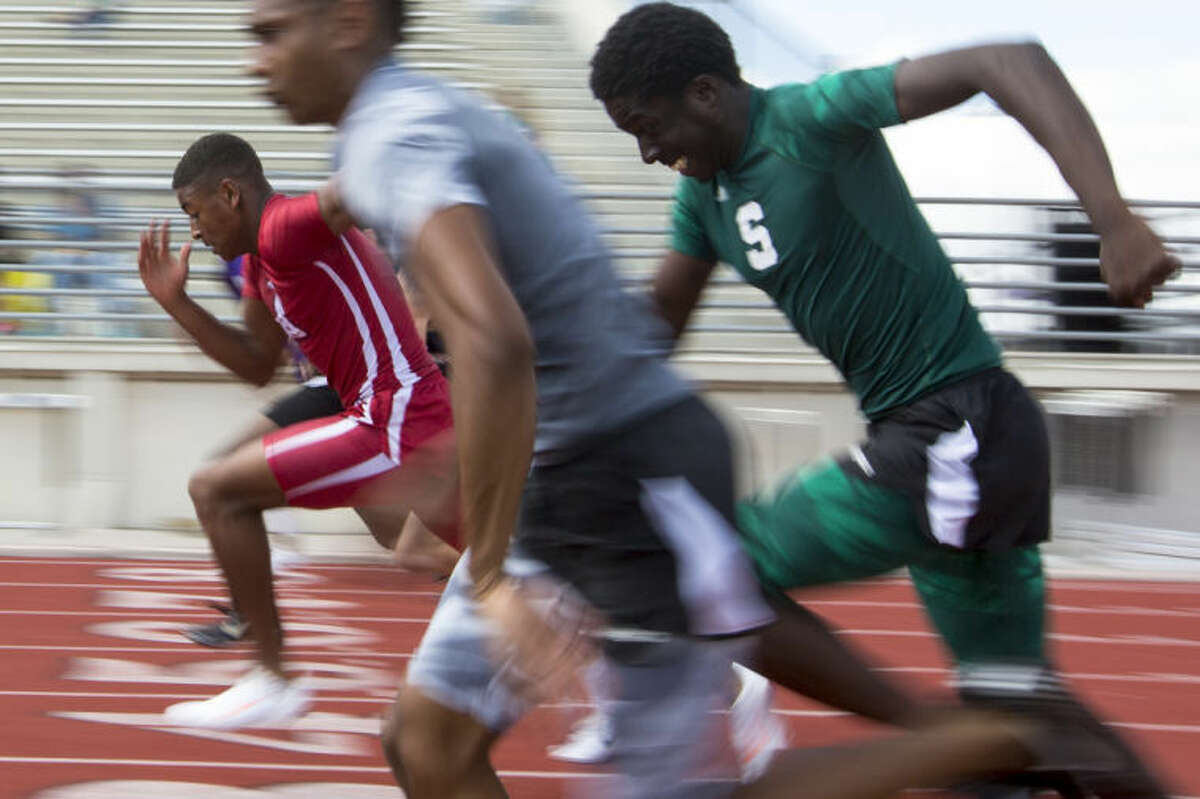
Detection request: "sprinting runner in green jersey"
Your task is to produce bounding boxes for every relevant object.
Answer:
[665,64,1040,660]
[592,4,1178,797]
[670,69,1003,420]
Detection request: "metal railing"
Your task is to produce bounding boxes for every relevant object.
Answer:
[1,1,1195,352]
[3,177,1198,351]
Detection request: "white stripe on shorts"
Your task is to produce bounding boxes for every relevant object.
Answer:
[284,452,396,502]
[385,383,410,464]
[925,421,981,548]
[639,477,775,637]
[264,416,358,458]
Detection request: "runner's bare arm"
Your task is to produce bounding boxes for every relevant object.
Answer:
[893,43,1180,307]
[317,177,354,235]
[407,207,592,697]
[138,220,286,385]
[394,269,432,341]
[406,203,535,596]
[652,250,718,343]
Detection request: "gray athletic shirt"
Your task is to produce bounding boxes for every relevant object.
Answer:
[334,60,690,457]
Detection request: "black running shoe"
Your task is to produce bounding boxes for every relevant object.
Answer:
[182,605,250,648]
[957,662,1170,799]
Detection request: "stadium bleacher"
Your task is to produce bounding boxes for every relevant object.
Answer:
[1,0,1197,351]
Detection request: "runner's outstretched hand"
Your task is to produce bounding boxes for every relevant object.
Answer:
[138,220,191,309]
[1100,213,1181,308]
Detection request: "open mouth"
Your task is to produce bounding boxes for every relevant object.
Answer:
[669,156,689,173]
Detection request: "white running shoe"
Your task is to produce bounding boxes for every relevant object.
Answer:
[546,709,614,764]
[163,667,312,730]
[730,664,788,782]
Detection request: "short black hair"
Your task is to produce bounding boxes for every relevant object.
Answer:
[172,133,266,192]
[307,0,408,44]
[590,2,742,103]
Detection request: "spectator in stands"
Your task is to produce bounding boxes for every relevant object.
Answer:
[63,0,119,34]
[473,0,537,25]
[40,171,136,336]
[0,200,51,335]
[28,178,100,335]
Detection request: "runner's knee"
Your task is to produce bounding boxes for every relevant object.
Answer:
[388,687,492,788]
[187,461,248,519]
[380,698,410,790]
[187,463,222,517]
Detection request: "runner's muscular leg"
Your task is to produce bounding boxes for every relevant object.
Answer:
[188,438,287,675]
[734,709,1034,799]
[750,594,925,727]
[391,510,460,576]
[355,505,460,576]
[348,427,460,543]
[215,416,460,577]
[383,685,507,799]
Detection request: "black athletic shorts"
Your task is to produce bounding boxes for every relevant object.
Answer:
[514,396,773,638]
[262,380,343,428]
[843,367,1051,550]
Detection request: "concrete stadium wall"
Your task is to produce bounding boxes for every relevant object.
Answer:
[3,341,1200,554]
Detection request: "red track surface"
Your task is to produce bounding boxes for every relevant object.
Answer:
[0,556,1196,798]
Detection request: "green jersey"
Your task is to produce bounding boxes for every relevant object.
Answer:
[671,64,1001,420]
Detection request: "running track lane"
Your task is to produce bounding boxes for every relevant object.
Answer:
[0,557,1195,798]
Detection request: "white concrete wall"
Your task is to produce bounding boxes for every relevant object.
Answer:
[3,340,1200,552]
[0,342,364,534]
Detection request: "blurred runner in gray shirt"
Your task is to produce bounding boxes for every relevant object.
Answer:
[334,62,690,459]
[246,2,1087,797]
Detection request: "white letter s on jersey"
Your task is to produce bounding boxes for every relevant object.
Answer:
[735,201,778,272]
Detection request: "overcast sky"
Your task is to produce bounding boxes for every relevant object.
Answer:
[677,1,1199,201]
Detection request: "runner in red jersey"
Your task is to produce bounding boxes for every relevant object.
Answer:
[249,191,453,509]
[137,133,457,730]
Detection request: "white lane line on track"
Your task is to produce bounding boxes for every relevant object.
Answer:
[25,561,1199,593]
[0,646,412,656]
[0,582,444,596]
[10,692,1197,734]
[878,665,1200,684]
[2,691,403,703]
[0,697,895,717]
[0,610,432,621]
[5,598,1199,621]
[6,577,1200,601]
[6,626,1200,651]
[808,599,1200,619]
[0,691,393,701]
[15,662,1200,698]
[773,709,1200,732]
[0,757,604,778]
[0,560,420,573]
[843,628,1200,647]
[7,630,1199,651]
[1046,581,1200,594]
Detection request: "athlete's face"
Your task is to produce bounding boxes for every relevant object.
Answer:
[177,181,250,262]
[605,86,725,182]
[248,0,343,125]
